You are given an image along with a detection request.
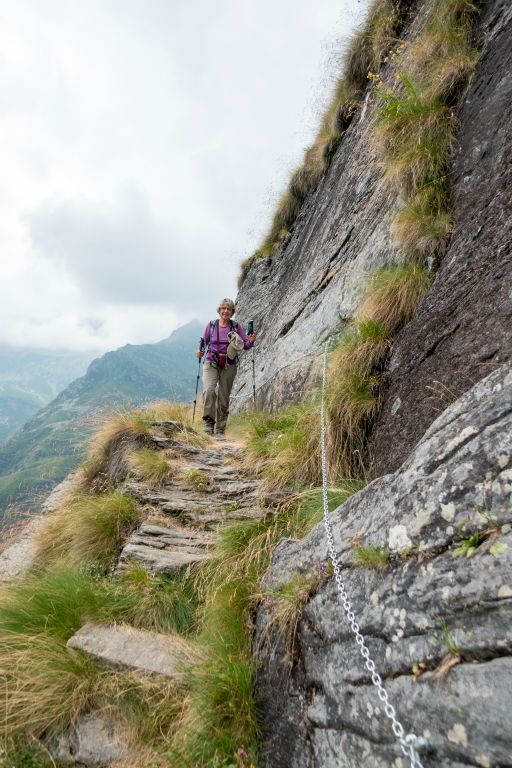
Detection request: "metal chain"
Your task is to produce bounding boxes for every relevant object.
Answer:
[320,340,425,768]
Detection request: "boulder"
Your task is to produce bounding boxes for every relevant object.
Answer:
[254,361,512,767]
[67,622,194,679]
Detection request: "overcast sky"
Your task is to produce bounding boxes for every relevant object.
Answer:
[0,0,369,352]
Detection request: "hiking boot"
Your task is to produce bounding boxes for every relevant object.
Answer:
[203,417,215,435]
[215,429,225,440]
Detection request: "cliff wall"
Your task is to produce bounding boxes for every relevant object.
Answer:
[234,0,512,475]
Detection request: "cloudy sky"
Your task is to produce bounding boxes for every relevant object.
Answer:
[0,0,368,352]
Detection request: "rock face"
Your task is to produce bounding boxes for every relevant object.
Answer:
[369,0,512,476]
[254,361,512,767]
[234,0,512,475]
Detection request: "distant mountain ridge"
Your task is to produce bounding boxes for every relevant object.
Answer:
[0,320,203,519]
[0,346,96,442]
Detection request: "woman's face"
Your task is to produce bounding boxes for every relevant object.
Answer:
[219,304,234,321]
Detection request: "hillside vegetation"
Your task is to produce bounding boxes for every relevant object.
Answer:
[0,321,203,521]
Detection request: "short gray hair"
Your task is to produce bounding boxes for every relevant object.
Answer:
[217,298,235,315]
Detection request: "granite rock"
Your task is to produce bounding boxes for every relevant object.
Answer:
[254,361,512,767]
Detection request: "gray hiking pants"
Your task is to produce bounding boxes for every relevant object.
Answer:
[202,361,237,431]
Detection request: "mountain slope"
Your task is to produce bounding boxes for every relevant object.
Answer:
[0,320,203,518]
[0,346,95,442]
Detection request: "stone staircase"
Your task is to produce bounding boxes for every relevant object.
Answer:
[56,434,265,765]
[117,439,261,574]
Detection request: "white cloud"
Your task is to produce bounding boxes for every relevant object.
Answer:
[0,0,368,351]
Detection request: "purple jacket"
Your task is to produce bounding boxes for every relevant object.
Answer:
[202,320,252,365]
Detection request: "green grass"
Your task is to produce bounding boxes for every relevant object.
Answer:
[236,403,322,491]
[82,403,211,487]
[353,544,390,570]
[371,0,479,258]
[326,322,391,478]
[169,483,360,766]
[200,485,360,602]
[128,446,174,485]
[103,563,198,635]
[181,468,212,492]
[0,565,192,753]
[1,737,59,768]
[261,571,322,659]
[35,490,141,572]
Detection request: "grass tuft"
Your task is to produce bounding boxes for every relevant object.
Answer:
[326,321,391,478]
[128,447,174,485]
[82,402,211,487]
[261,570,322,660]
[238,0,412,284]
[356,261,433,332]
[353,544,390,570]
[180,468,211,492]
[35,491,141,572]
[371,0,479,258]
[237,404,322,491]
[104,563,198,635]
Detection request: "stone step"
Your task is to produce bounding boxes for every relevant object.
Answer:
[117,521,213,574]
[138,522,213,546]
[125,483,256,514]
[117,543,209,573]
[180,506,263,528]
[67,622,194,678]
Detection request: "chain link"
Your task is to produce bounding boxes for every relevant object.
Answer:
[320,340,425,768]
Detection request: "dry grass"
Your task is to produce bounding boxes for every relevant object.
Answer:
[391,200,453,258]
[344,0,409,96]
[326,320,391,478]
[35,491,141,572]
[127,447,174,486]
[259,571,322,661]
[371,0,479,258]
[82,403,211,487]
[356,261,432,332]
[0,632,102,738]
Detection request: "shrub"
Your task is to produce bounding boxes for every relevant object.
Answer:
[36,491,141,572]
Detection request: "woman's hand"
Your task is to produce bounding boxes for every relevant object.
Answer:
[196,349,204,359]
[248,334,256,344]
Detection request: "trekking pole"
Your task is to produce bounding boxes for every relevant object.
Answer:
[246,321,256,410]
[252,347,256,409]
[192,338,205,422]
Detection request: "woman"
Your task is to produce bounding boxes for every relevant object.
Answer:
[197,298,256,437]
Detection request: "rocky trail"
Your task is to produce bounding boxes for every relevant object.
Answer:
[0,431,267,765]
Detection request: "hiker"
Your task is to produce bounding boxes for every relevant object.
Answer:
[197,299,256,437]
